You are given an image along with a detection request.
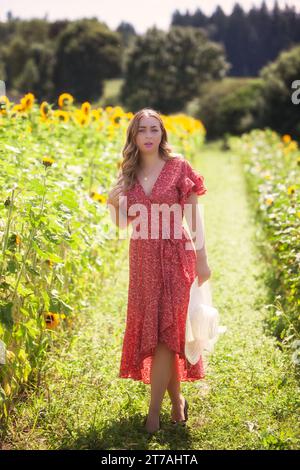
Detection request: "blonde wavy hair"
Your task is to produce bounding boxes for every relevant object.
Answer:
[119,108,176,192]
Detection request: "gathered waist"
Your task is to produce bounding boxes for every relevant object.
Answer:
[130,225,191,241]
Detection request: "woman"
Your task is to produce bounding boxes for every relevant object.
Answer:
[107,108,211,434]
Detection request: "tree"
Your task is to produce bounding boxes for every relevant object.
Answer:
[14,58,40,93]
[4,37,28,87]
[116,22,136,48]
[120,25,230,113]
[171,1,300,77]
[259,44,300,136]
[52,19,122,102]
[116,22,137,73]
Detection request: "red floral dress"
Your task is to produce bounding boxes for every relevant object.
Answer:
[118,155,207,384]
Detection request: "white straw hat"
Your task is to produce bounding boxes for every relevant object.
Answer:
[185,277,227,365]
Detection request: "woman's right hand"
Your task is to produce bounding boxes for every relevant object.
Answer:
[107,173,125,209]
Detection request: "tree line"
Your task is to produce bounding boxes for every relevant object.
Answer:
[172,1,300,77]
[0,2,300,139]
[0,14,229,110]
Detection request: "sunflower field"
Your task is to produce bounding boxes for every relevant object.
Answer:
[228,129,300,363]
[0,92,206,422]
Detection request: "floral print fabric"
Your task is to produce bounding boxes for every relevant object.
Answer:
[118,155,207,384]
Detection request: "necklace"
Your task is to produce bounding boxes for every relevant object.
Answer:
[140,160,163,181]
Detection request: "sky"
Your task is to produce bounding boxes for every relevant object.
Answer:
[0,0,300,34]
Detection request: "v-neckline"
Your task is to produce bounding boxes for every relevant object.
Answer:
[136,158,171,199]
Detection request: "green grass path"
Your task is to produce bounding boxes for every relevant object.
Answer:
[1,141,299,450]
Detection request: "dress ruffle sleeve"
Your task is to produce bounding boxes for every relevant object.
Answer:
[177,158,207,205]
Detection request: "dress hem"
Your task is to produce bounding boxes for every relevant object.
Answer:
[119,344,206,384]
[118,373,206,384]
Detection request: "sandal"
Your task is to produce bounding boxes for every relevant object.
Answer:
[171,398,189,425]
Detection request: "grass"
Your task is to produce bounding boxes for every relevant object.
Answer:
[96,78,124,107]
[1,140,299,450]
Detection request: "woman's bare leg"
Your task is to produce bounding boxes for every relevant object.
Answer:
[167,356,186,421]
[145,341,174,432]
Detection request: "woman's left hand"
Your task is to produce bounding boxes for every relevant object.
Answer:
[196,256,212,286]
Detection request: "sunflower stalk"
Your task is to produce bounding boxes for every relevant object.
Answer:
[11,170,47,304]
[0,187,16,278]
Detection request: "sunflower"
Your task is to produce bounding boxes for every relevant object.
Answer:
[288,141,298,152]
[40,101,52,119]
[282,134,292,144]
[8,233,21,248]
[287,185,296,195]
[20,93,35,111]
[45,259,53,268]
[11,104,24,113]
[44,312,60,329]
[90,109,101,122]
[111,109,125,126]
[53,109,70,122]
[90,191,107,203]
[42,156,55,167]
[81,101,91,115]
[58,93,74,108]
[72,109,89,126]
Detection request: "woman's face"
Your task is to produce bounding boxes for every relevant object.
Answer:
[135,115,162,155]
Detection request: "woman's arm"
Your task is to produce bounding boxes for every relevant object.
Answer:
[107,199,135,229]
[106,171,136,229]
[183,191,211,285]
[184,192,206,254]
